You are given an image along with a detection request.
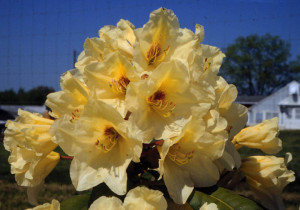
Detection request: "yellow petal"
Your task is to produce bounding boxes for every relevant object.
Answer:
[123,186,167,210]
[26,199,60,210]
[46,71,89,120]
[199,202,218,210]
[70,158,104,191]
[14,151,60,187]
[89,196,124,210]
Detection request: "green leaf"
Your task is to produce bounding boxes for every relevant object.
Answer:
[189,187,263,210]
[60,193,90,210]
[141,171,155,181]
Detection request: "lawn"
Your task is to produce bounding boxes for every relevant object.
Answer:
[0,130,299,209]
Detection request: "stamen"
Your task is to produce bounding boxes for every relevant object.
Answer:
[204,57,212,72]
[147,43,169,66]
[70,109,80,123]
[147,90,176,117]
[95,127,119,153]
[109,76,130,94]
[167,144,194,165]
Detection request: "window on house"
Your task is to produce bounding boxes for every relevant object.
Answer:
[256,112,263,123]
[286,107,292,119]
[295,108,300,119]
[248,112,253,123]
[266,112,272,119]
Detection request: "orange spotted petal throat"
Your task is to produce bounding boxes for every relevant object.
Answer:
[95,127,120,153]
[109,76,130,94]
[147,90,176,117]
[147,43,169,66]
[167,143,195,165]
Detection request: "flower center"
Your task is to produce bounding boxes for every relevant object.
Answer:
[147,90,176,117]
[110,76,130,94]
[167,143,195,165]
[146,43,169,66]
[95,127,119,153]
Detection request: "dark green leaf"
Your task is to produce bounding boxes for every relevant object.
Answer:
[60,193,90,210]
[189,187,263,210]
[88,183,125,207]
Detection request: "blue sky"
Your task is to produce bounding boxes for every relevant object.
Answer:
[0,0,299,91]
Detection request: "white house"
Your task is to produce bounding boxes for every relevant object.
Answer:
[245,81,300,130]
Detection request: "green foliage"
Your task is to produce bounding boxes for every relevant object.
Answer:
[189,187,263,210]
[0,86,54,105]
[220,34,298,96]
[60,193,90,210]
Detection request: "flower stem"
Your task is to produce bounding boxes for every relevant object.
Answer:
[60,155,74,160]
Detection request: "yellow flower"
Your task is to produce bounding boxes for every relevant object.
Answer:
[133,8,199,74]
[232,117,282,154]
[75,38,107,74]
[207,76,248,140]
[46,71,89,121]
[214,141,241,172]
[157,115,227,204]
[240,154,295,210]
[26,199,60,210]
[16,151,60,186]
[4,109,59,187]
[4,109,57,156]
[126,59,206,142]
[99,19,136,59]
[84,52,139,117]
[123,186,167,210]
[199,202,218,210]
[54,99,142,194]
[89,186,167,210]
[191,44,225,83]
[76,20,136,74]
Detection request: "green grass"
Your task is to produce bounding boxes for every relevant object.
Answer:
[0,182,76,209]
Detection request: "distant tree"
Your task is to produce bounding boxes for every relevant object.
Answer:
[289,55,300,81]
[220,34,294,95]
[26,86,55,105]
[0,86,55,105]
[0,89,19,104]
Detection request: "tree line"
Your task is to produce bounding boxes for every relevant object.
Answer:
[0,86,54,105]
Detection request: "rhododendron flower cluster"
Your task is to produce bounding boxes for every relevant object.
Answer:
[4,8,294,210]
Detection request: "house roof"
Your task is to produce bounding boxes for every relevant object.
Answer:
[249,80,300,110]
[236,95,266,105]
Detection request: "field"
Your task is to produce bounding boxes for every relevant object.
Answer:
[0,130,299,209]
